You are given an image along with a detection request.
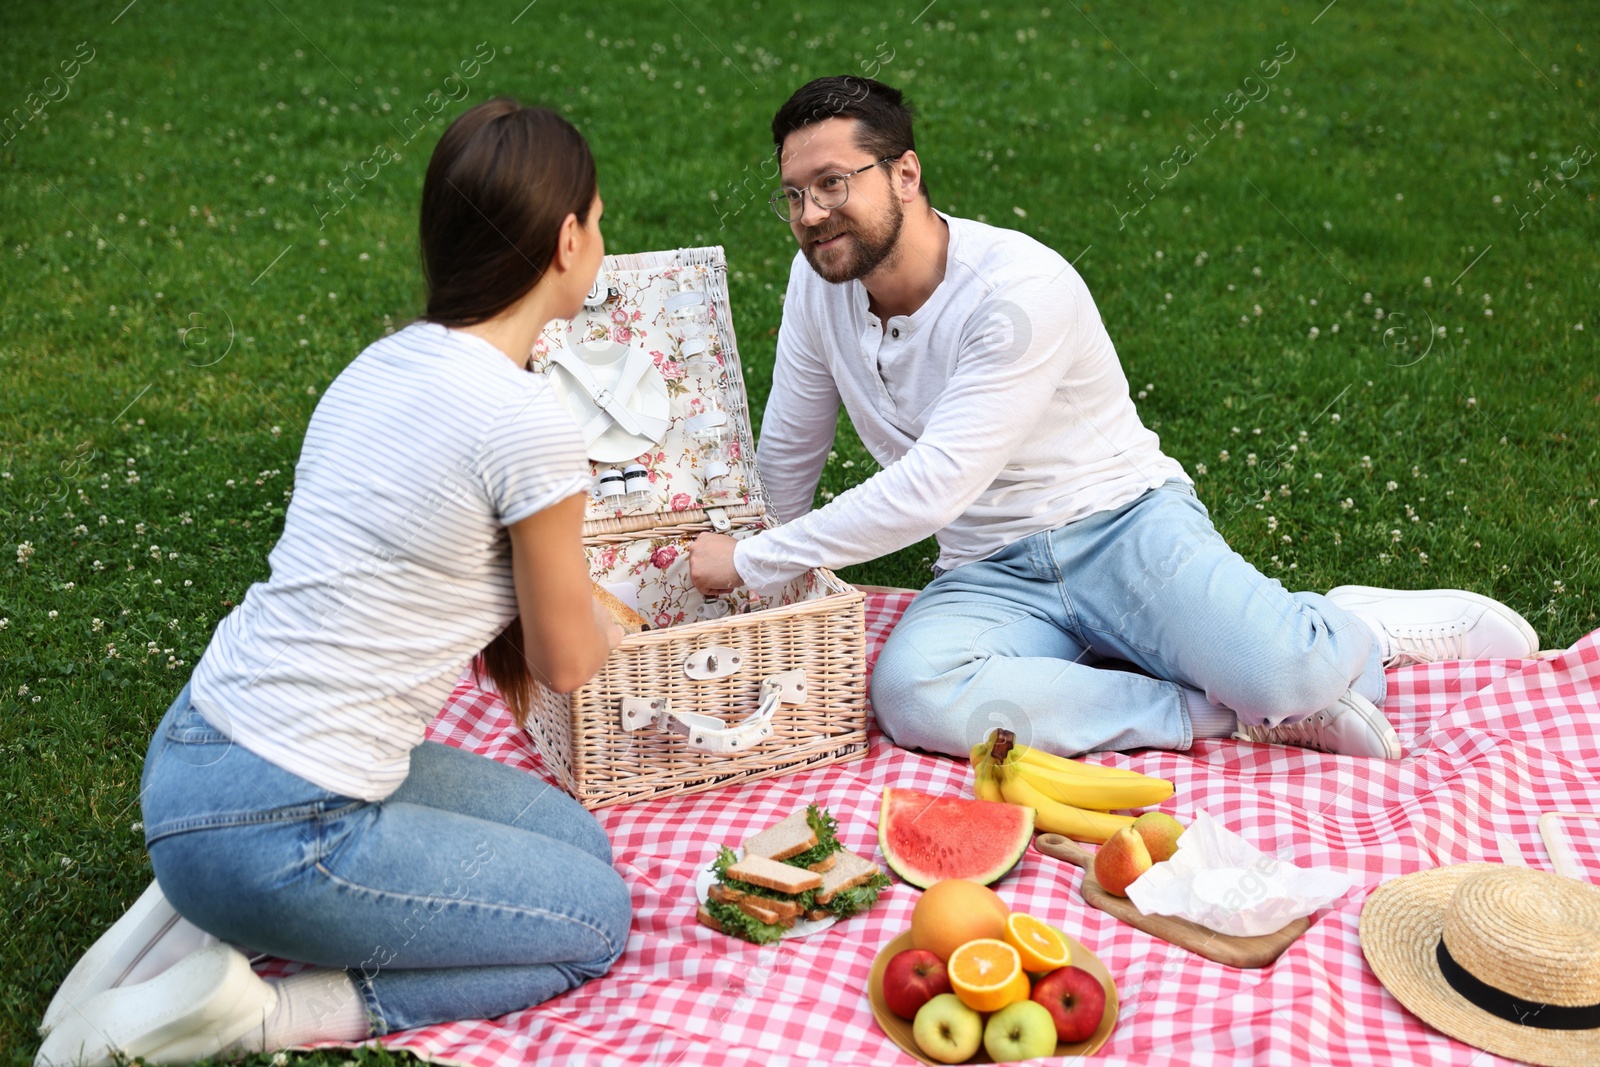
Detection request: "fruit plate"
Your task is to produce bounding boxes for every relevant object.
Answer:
[694,851,837,940]
[866,930,1118,1064]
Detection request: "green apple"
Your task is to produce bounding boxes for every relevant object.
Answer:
[983,999,1058,1062]
[911,993,983,1064]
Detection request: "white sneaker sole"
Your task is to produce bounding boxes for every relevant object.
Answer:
[35,942,276,1067]
[1325,585,1539,656]
[42,881,195,1034]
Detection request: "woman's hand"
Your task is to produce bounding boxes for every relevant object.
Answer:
[591,596,625,652]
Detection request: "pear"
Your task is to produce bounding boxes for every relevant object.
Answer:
[1132,811,1187,864]
[1092,826,1153,897]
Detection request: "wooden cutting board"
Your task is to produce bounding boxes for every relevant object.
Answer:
[1034,833,1309,969]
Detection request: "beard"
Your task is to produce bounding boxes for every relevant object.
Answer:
[798,192,905,284]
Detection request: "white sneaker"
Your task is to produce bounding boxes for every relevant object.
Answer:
[41,880,218,1035]
[35,942,277,1067]
[1234,690,1402,759]
[1326,585,1539,667]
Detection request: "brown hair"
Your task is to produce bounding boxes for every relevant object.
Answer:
[771,76,928,200]
[420,97,597,326]
[419,96,597,727]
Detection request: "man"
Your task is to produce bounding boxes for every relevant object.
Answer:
[688,76,1536,760]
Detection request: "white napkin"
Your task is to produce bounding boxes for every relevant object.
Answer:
[1124,811,1353,937]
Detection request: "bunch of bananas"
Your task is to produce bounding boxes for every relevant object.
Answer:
[972,728,1175,843]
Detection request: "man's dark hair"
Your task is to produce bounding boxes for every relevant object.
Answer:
[771,76,929,200]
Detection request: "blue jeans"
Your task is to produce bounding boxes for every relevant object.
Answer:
[871,481,1385,757]
[140,685,631,1035]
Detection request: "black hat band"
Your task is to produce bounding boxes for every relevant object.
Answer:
[1436,938,1600,1031]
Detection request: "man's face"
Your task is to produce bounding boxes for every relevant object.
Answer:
[780,118,904,284]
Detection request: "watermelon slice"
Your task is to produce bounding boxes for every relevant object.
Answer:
[878,788,1035,888]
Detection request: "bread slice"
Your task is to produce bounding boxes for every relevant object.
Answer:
[725,855,823,894]
[807,854,838,873]
[815,851,883,905]
[696,905,725,933]
[708,883,802,922]
[742,810,818,862]
[743,900,798,927]
[806,908,830,922]
[590,581,649,635]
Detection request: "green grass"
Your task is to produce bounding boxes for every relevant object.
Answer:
[2,0,1596,1059]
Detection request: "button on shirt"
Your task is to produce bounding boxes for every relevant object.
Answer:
[734,211,1189,594]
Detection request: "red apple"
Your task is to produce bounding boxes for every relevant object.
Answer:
[1031,965,1107,1043]
[883,948,953,1019]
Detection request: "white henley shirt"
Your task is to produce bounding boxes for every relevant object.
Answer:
[734,211,1188,594]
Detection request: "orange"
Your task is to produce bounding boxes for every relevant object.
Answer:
[910,879,1010,962]
[1005,912,1071,973]
[948,938,1030,1013]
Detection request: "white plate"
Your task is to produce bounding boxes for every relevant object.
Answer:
[695,849,837,940]
[548,338,672,464]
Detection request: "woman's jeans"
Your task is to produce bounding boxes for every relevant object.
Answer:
[140,685,632,1035]
[871,480,1386,757]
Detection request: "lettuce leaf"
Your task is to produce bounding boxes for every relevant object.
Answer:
[703,898,787,944]
[784,805,845,870]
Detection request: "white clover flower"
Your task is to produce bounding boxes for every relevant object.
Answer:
[16,541,34,564]
[1246,453,1257,466]
[1218,450,1230,462]
[48,610,58,619]
[1341,498,1354,509]
[1386,480,1399,491]
[1194,463,1207,475]
[92,618,104,632]
[73,524,88,536]
[1330,413,1341,423]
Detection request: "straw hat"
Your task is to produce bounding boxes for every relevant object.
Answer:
[1360,863,1600,1067]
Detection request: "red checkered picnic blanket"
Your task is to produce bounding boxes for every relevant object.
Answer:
[316,590,1600,1067]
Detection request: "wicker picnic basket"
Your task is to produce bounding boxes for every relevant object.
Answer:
[522,246,867,809]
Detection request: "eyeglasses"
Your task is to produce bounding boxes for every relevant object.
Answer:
[768,154,903,222]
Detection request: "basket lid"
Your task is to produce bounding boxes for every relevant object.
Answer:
[532,246,772,539]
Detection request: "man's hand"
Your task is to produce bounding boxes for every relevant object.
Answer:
[688,532,742,596]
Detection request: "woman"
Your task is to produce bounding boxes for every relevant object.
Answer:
[37,98,629,1065]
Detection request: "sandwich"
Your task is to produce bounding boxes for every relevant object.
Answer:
[696,805,892,944]
[743,805,845,871]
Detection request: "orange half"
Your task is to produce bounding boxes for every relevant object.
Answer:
[947,938,1030,1013]
[1005,912,1071,973]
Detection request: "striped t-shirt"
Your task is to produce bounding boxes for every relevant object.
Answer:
[189,321,591,801]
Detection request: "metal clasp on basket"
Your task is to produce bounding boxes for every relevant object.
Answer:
[684,645,741,679]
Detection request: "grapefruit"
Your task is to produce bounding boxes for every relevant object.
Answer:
[911,879,1011,962]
